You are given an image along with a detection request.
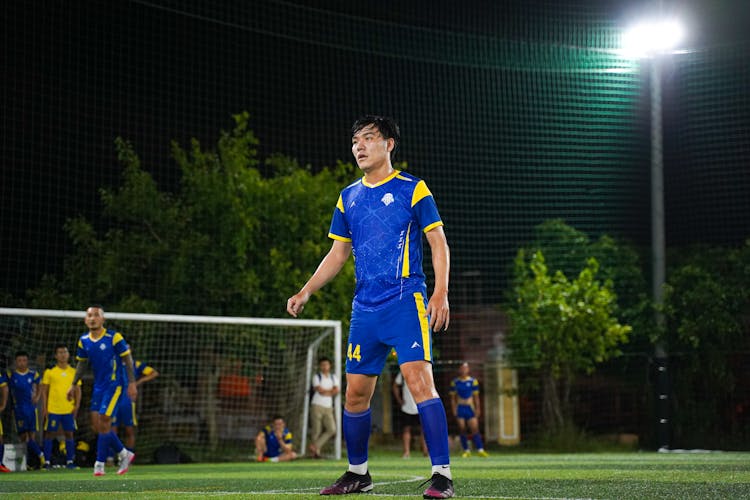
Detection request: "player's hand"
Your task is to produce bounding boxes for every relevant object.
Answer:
[66,386,75,401]
[127,381,138,401]
[426,289,450,332]
[286,291,310,317]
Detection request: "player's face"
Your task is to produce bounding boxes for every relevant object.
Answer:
[85,307,105,331]
[459,363,470,377]
[15,355,29,371]
[55,347,70,364]
[319,360,331,374]
[273,418,285,433]
[351,124,393,173]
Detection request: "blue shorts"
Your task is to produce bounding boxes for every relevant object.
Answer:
[457,404,476,420]
[15,405,39,433]
[90,384,124,416]
[45,413,77,432]
[347,292,433,375]
[113,395,137,428]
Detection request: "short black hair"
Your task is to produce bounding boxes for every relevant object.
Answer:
[54,344,69,352]
[271,414,285,422]
[318,356,332,365]
[351,115,400,157]
[15,351,29,359]
[87,304,104,311]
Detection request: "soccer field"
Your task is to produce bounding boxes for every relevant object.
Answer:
[2,452,749,499]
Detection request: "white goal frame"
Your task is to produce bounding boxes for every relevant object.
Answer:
[0,307,343,460]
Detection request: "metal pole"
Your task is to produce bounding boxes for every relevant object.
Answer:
[650,55,670,451]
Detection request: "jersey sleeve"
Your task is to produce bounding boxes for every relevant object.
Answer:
[76,338,88,361]
[33,371,41,384]
[411,180,443,233]
[0,372,7,386]
[449,378,457,393]
[113,333,131,357]
[283,430,293,444]
[472,378,480,394]
[42,369,51,385]
[328,195,351,242]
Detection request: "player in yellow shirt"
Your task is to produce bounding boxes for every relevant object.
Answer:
[41,344,82,469]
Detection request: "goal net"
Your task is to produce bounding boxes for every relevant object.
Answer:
[0,307,342,463]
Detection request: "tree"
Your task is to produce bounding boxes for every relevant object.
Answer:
[507,249,631,431]
[27,112,356,322]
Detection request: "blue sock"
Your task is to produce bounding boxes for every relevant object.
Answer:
[0,443,4,463]
[27,439,43,458]
[96,433,110,462]
[108,431,125,455]
[460,434,469,451]
[473,433,485,450]
[66,439,76,463]
[343,408,371,466]
[44,439,53,461]
[417,398,451,466]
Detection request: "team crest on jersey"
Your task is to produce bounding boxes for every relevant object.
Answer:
[381,193,394,206]
[100,343,107,350]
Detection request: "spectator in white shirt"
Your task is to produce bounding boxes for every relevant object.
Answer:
[309,357,339,458]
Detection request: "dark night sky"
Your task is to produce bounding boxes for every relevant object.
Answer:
[2,0,749,302]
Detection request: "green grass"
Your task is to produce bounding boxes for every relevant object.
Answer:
[2,451,750,499]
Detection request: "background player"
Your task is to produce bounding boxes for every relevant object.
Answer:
[450,362,488,458]
[9,351,46,469]
[68,305,138,476]
[287,115,453,498]
[40,344,82,469]
[112,359,159,455]
[254,415,297,462]
[0,370,9,472]
[393,368,428,459]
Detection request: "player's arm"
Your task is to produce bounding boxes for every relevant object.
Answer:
[287,239,352,317]
[136,367,160,387]
[122,353,138,400]
[68,360,87,400]
[0,384,7,412]
[40,383,50,419]
[472,391,481,418]
[73,381,82,417]
[425,226,450,331]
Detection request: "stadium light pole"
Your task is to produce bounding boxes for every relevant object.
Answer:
[622,17,685,452]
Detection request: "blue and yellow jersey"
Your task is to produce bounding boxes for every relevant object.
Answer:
[134,360,155,380]
[9,369,41,407]
[42,365,82,414]
[262,425,292,457]
[328,170,443,311]
[450,376,479,400]
[76,328,131,391]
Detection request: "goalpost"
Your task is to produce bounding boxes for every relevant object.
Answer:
[0,307,342,463]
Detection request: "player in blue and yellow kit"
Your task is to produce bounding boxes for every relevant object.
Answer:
[288,115,453,498]
[41,344,82,469]
[450,362,488,458]
[9,351,46,468]
[68,305,138,476]
[254,415,297,462]
[112,359,159,454]
[0,371,10,472]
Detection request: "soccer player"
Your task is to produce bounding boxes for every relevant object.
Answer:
[41,344,82,469]
[9,351,46,469]
[0,370,10,472]
[112,359,159,454]
[308,356,339,459]
[67,305,138,476]
[450,362,488,458]
[393,369,428,459]
[255,415,297,462]
[287,115,454,498]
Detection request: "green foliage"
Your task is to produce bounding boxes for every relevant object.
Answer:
[27,112,356,322]
[506,220,634,430]
[661,240,750,446]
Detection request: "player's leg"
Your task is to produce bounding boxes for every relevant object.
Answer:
[255,432,267,461]
[43,414,56,468]
[468,416,488,456]
[95,386,133,476]
[63,418,77,469]
[402,421,413,458]
[18,406,45,468]
[456,417,470,456]
[278,449,298,462]
[0,422,9,473]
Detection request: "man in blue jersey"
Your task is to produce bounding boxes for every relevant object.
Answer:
[0,370,11,472]
[67,305,138,476]
[288,115,453,498]
[9,351,46,469]
[450,363,488,458]
[254,415,297,462]
[112,359,159,454]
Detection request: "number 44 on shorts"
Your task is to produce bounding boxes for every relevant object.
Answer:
[347,343,361,362]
